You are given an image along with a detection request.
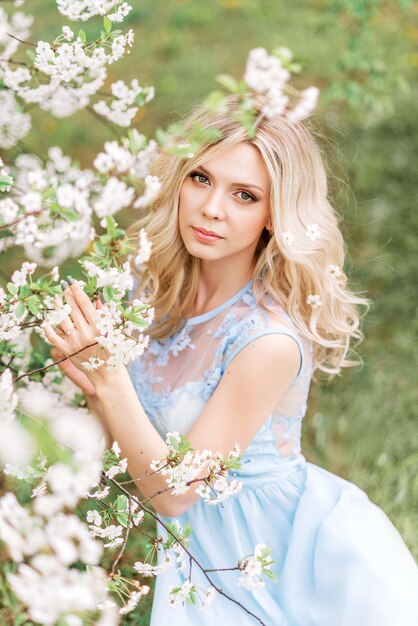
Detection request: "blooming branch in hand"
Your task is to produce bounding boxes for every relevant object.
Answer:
[150,431,243,504]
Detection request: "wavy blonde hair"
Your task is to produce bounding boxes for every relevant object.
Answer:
[128,94,371,381]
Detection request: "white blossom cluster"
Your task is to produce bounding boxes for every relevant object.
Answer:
[0,2,138,146]
[244,47,320,122]
[0,373,117,624]
[0,7,33,61]
[150,431,243,503]
[167,579,215,610]
[94,132,159,177]
[96,302,151,370]
[238,543,277,591]
[87,501,144,549]
[93,79,155,127]
[93,132,161,216]
[0,91,32,150]
[1,148,95,263]
[0,300,26,342]
[66,276,153,369]
[56,0,131,22]
[0,370,17,423]
[83,260,133,299]
[93,177,135,217]
[0,494,114,625]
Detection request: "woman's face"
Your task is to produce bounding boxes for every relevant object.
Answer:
[178,142,271,267]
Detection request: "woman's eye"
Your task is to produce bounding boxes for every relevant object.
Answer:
[238,191,256,203]
[190,172,209,184]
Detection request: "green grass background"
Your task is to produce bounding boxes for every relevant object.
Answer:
[1,0,417,623]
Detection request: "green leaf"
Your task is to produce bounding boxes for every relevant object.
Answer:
[103,286,114,302]
[26,49,36,63]
[203,90,228,113]
[77,29,86,43]
[263,568,278,582]
[26,295,40,316]
[14,302,26,319]
[116,495,128,512]
[104,15,112,33]
[116,512,129,527]
[215,73,239,93]
[7,282,18,296]
[58,208,80,222]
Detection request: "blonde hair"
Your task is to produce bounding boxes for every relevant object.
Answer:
[128,94,371,381]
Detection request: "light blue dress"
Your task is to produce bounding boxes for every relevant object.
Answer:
[128,278,418,625]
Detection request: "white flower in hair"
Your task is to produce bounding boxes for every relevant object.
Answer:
[307,294,322,309]
[329,264,342,278]
[305,223,321,240]
[282,231,295,246]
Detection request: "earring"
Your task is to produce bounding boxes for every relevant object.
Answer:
[266,223,273,235]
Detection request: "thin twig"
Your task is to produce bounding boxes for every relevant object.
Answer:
[6,32,36,47]
[13,341,99,383]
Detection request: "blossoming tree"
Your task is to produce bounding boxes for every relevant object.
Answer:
[0,1,327,623]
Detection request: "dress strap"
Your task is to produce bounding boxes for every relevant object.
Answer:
[223,327,304,381]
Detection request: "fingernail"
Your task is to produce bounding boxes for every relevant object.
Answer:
[66,275,74,285]
[61,280,69,290]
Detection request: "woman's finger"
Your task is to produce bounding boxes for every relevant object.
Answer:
[69,281,99,327]
[61,284,89,330]
[54,295,75,336]
[43,324,69,353]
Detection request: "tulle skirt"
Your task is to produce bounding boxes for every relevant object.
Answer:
[150,457,418,626]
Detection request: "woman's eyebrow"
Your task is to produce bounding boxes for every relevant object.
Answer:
[197,165,264,193]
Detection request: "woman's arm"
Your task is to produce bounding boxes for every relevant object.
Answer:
[45,280,300,518]
[85,394,113,449]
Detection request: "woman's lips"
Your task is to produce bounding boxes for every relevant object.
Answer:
[191,227,223,243]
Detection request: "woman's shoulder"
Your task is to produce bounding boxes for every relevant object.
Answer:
[221,287,313,379]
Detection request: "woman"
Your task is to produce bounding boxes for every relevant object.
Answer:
[47,95,418,625]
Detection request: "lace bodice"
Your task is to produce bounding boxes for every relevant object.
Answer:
[128,279,314,461]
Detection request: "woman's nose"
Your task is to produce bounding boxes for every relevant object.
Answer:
[201,189,226,219]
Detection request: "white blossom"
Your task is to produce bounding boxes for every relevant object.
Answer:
[92,177,135,217]
[198,586,216,610]
[133,175,161,209]
[56,0,128,22]
[306,294,322,309]
[61,26,74,41]
[108,2,132,23]
[134,228,152,267]
[93,79,152,127]
[287,86,320,122]
[118,587,149,614]
[0,91,32,149]
[305,222,321,240]
[0,8,33,62]
[282,231,295,246]
[0,370,17,423]
[111,441,121,457]
[245,48,290,94]
[329,263,343,278]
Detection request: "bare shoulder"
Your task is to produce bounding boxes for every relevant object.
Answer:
[224,330,301,383]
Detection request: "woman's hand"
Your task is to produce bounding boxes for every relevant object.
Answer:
[50,346,96,396]
[44,278,113,389]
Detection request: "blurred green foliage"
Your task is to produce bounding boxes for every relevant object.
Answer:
[1,0,417,622]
